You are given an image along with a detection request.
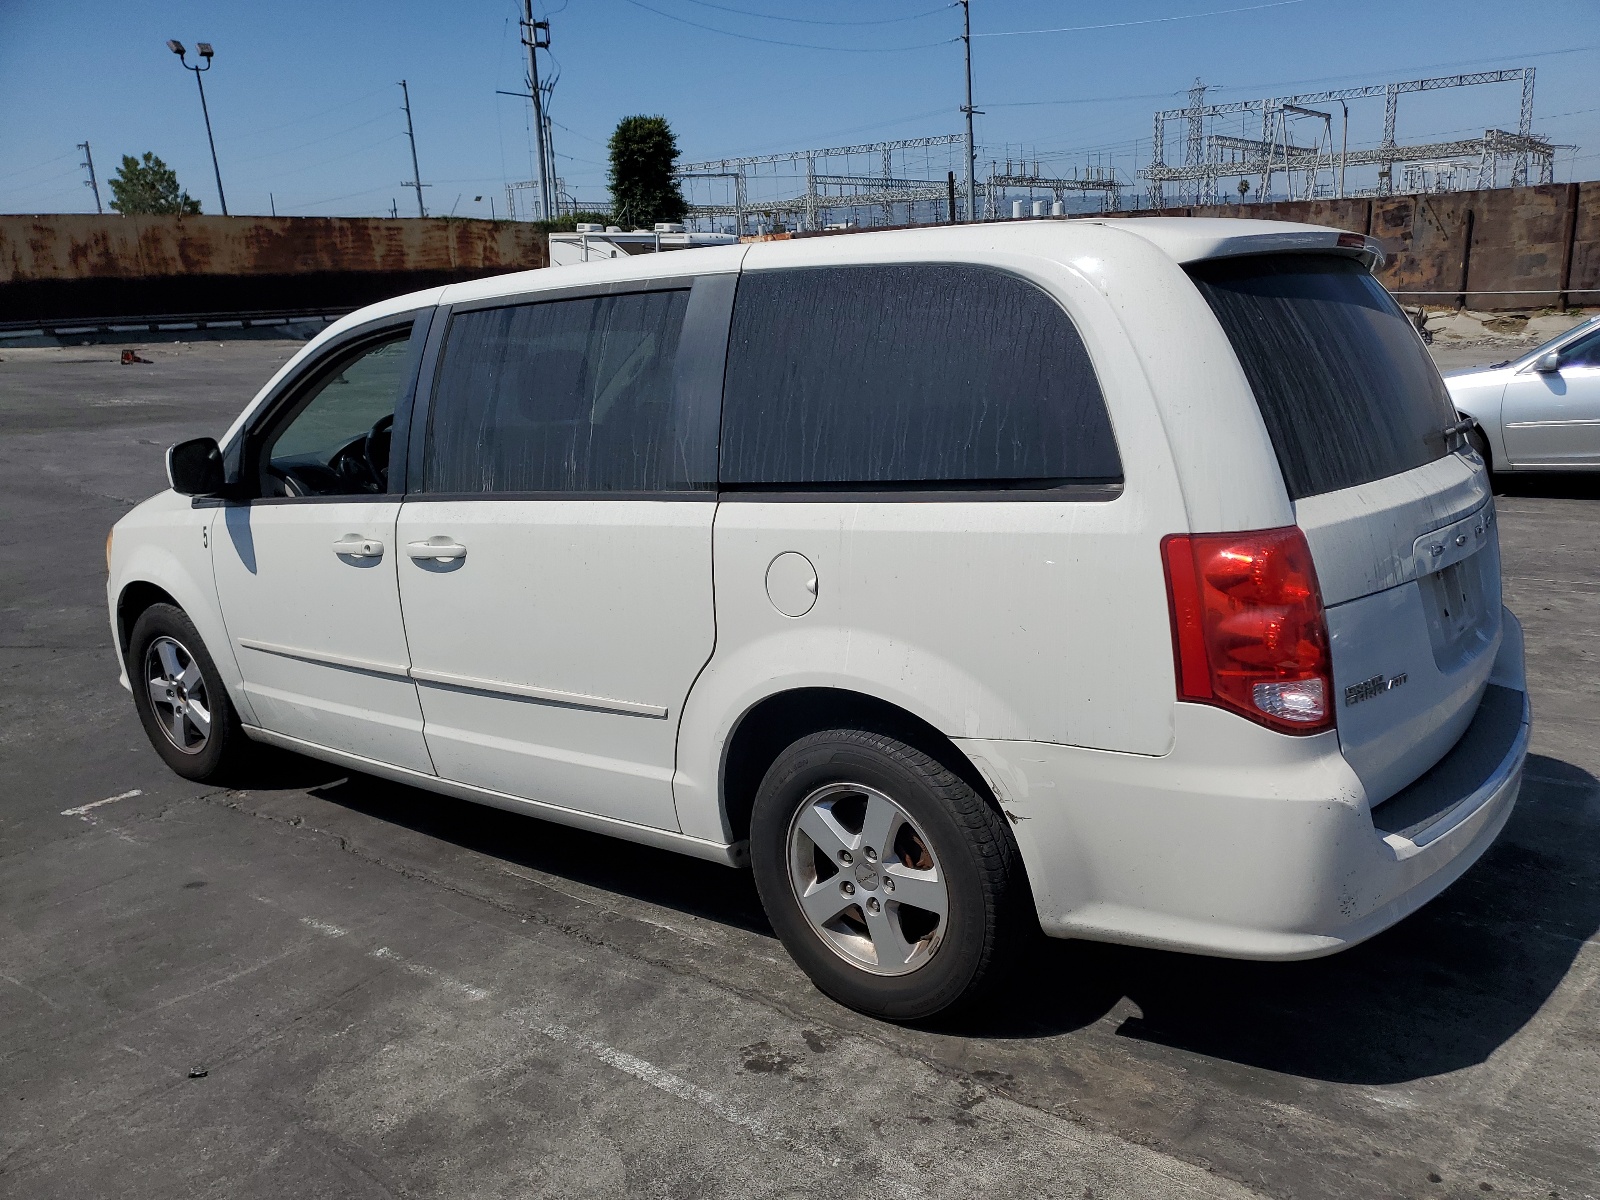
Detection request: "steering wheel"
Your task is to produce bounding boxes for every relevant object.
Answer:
[361,413,395,492]
[324,413,393,494]
[264,464,309,497]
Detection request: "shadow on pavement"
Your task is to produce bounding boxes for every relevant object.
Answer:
[285,748,1597,1087]
[1493,470,1600,500]
[303,768,773,937]
[973,754,1600,1085]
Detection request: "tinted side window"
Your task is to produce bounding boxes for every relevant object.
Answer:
[1188,254,1458,500]
[720,264,1121,489]
[1559,328,1600,368]
[425,289,692,493]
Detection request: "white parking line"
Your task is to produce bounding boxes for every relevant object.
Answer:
[299,917,349,938]
[534,1018,796,1147]
[60,789,142,819]
[276,901,1257,1198]
[368,945,490,1001]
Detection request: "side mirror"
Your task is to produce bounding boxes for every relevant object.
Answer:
[166,437,225,496]
[1534,351,1562,374]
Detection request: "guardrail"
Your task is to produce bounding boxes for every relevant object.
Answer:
[0,307,352,339]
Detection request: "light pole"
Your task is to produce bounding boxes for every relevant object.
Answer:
[167,40,227,216]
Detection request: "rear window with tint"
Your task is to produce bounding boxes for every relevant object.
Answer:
[1188,253,1458,500]
[424,289,692,494]
[720,263,1120,490]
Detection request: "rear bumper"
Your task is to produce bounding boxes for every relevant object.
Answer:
[957,607,1529,960]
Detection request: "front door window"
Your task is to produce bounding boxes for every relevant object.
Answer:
[259,335,410,497]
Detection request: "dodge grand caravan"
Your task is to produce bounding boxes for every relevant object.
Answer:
[108,219,1529,1020]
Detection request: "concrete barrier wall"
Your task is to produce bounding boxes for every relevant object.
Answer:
[0,214,548,325]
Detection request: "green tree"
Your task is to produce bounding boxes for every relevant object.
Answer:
[108,152,202,215]
[606,115,686,229]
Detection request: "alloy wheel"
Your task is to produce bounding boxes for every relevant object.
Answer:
[144,635,212,755]
[785,782,949,976]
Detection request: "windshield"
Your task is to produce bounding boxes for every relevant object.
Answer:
[1189,253,1459,500]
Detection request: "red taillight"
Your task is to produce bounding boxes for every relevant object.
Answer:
[1161,527,1334,735]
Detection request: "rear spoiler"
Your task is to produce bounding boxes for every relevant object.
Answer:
[1105,219,1386,273]
[1179,228,1384,273]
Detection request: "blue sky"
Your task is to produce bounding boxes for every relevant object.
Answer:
[1,0,1596,218]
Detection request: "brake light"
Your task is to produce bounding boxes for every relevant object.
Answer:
[1161,527,1334,735]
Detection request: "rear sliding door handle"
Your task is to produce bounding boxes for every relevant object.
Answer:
[406,538,468,562]
[332,536,384,559]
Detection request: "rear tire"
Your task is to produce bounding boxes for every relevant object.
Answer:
[749,728,1031,1021]
[1466,426,1492,474]
[127,603,250,783]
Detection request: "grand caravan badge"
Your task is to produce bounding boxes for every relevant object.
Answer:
[1345,673,1408,707]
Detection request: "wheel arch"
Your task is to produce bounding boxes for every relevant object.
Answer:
[116,580,181,656]
[1465,420,1495,474]
[1447,386,1509,473]
[719,686,1006,848]
[109,522,252,724]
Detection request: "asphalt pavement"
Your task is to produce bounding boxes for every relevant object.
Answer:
[2,338,1597,1200]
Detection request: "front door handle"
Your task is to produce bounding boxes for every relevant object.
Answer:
[333,535,384,559]
[406,538,468,562]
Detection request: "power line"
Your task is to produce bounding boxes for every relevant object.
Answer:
[233,133,406,187]
[700,107,955,161]
[230,85,393,140]
[612,0,957,51]
[0,149,78,185]
[0,164,91,199]
[1202,44,1598,97]
[675,0,949,27]
[981,46,1600,117]
[225,108,398,168]
[974,0,1308,38]
[285,183,401,212]
[985,89,1192,109]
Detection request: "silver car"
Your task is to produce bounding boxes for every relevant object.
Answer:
[1445,315,1600,473]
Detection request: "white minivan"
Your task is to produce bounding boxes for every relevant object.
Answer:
[108,218,1529,1020]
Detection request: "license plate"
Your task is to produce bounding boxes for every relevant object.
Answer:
[1432,558,1482,641]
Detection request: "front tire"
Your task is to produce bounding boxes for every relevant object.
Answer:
[127,603,249,783]
[749,728,1030,1021]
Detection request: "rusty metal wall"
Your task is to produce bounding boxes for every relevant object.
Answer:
[5,192,1598,320]
[1109,182,1600,310]
[1569,183,1600,305]
[0,215,547,282]
[0,214,548,325]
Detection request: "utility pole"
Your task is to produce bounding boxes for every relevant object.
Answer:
[522,2,552,220]
[958,0,979,222]
[167,40,228,215]
[399,80,427,217]
[544,111,559,219]
[78,142,102,213]
[1337,100,1349,199]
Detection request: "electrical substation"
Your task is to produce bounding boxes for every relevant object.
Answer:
[498,57,1573,236]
